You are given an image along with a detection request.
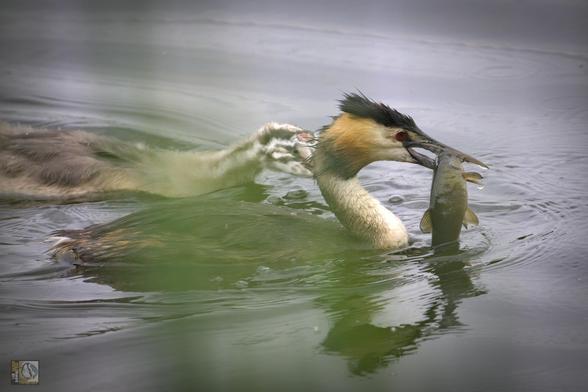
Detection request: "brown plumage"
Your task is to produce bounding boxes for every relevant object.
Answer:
[0,122,142,199]
[316,113,393,178]
[0,121,313,200]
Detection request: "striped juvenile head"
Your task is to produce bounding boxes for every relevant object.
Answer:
[256,122,315,177]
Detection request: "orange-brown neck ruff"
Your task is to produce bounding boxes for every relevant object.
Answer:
[316,113,381,179]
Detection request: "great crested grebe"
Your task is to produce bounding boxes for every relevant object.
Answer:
[309,93,485,248]
[0,121,312,200]
[50,93,486,266]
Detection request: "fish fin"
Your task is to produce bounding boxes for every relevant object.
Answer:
[463,172,483,184]
[420,209,433,233]
[463,207,479,228]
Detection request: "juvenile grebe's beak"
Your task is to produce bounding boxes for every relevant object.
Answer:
[405,131,488,169]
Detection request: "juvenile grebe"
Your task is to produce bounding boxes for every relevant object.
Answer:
[0,121,312,200]
[50,93,486,265]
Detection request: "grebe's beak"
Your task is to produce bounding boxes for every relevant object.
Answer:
[405,130,488,169]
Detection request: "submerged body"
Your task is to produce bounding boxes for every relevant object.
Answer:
[50,186,364,291]
[420,153,480,246]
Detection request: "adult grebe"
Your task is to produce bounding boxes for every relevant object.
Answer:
[310,93,485,248]
[51,93,486,267]
[0,121,312,200]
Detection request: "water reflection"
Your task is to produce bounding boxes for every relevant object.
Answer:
[319,247,484,375]
[51,184,487,377]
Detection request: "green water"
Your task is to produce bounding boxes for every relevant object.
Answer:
[1,1,587,391]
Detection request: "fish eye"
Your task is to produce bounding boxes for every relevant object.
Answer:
[394,131,409,142]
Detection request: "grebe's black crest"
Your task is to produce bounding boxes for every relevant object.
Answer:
[339,92,417,130]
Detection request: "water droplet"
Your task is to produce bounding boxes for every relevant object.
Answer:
[267,196,283,205]
[284,189,308,200]
[256,265,271,274]
[388,195,404,204]
[234,280,249,289]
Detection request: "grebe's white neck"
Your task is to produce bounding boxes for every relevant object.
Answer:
[315,172,408,249]
[309,113,415,249]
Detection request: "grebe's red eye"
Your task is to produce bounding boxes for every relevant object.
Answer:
[395,131,409,142]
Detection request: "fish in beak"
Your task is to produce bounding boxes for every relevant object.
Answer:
[404,129,488,169]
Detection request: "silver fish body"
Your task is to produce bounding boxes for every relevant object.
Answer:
[420,153,480,246]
